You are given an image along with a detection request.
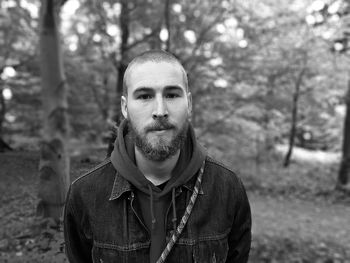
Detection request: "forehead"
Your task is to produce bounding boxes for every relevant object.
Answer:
[126,61,186,93]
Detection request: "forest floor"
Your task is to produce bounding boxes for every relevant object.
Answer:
[0,146,350,262]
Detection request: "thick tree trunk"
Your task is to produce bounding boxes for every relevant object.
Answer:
[284,68,305,167]
[0,97,12,152]
[1,77,13,152]
[37,0,69,221]
[106,0,129,157]
[337,80,350,187]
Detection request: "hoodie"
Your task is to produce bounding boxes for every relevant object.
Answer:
[110,119,206,263]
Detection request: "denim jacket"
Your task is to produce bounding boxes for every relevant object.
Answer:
[64,156,251,263]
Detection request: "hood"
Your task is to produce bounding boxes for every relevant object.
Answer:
[110,119,206,197]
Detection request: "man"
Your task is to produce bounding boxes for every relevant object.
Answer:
[64,50,251,263]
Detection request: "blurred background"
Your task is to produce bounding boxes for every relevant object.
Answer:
[0,0,350,262]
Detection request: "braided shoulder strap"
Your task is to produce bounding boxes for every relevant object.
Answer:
[156,160,205,263]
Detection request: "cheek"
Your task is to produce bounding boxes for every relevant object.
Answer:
[127,103,151,119]
[127,100,190,123]
[169,103,190,119]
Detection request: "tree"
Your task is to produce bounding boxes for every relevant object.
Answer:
[163,0,171,51]
[337,80,350,188]
[37,0,70,221]
[305,0,350,186]
[106,0,131,157]
[0,85,12,152]
[0,1,38,151]
[284,66,307,167]
[104,0,166,156]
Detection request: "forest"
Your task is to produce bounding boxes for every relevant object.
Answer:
[0,0,350,262]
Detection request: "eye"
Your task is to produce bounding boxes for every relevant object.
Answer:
[165,93,180,99]
[137,94,153,100]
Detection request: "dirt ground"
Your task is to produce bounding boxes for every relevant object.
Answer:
[0,150,350,262]
[250,194,350,262]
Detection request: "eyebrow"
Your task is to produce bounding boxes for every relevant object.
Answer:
[133,85,184,95]
[164,85,184,93]
[133,87,153,94]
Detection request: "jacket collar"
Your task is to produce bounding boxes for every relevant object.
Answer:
[182,174,204,194]
[109,168,204,201]
[109,171,132,201]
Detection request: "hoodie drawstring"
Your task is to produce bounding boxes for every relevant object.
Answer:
[149,184,178,232]
[148,184,156,230]
[171,188,177,231]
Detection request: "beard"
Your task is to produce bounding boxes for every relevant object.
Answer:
[128,117,188,162]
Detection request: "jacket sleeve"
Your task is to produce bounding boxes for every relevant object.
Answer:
[226,178,252,263]
[64,185,93,263]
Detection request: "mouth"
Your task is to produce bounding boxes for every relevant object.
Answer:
[148,126,174,132]
[150,128,171,133]
[146,121,175,133]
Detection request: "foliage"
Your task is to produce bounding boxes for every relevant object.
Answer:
[0,0,347,156]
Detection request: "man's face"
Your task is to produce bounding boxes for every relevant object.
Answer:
[121,61,192,161]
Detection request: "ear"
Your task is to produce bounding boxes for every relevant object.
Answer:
[187,92,192,117]
[121,96,128,119]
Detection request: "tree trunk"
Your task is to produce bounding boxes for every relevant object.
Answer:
[337,80,350,187]
[0,91,12,152]
[106,0,129,157]
[264,75,275,152]
[37,0,70,221]
[0,88,5,134]
[0,88,6,150]
[284,68,305,167]
[149,28,162,49]
[164,0,171,52]
[0,78,13,152]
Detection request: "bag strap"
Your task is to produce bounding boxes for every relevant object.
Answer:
[156,160,205,263]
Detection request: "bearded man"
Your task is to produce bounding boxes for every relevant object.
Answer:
[64,50,252,263]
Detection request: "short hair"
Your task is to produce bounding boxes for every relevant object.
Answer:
[122,50,189,96]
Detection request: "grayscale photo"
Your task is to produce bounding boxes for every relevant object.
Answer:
[0,0,349,262]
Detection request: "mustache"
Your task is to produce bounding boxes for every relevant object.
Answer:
[146,118,175,131]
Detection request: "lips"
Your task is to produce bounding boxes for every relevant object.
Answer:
[147,123,175,132]
[149,128,172,132]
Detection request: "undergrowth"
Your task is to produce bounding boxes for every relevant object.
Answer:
[1,145,349,262]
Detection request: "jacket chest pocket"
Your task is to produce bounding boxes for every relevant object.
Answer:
[92,242,149,263]
[193,237,229,263]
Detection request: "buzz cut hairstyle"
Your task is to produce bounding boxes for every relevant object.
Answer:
[122,50,189,96]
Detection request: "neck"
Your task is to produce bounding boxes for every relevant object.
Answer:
[135,147,180,186]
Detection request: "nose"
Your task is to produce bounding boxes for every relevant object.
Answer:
[152,95,168,119]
